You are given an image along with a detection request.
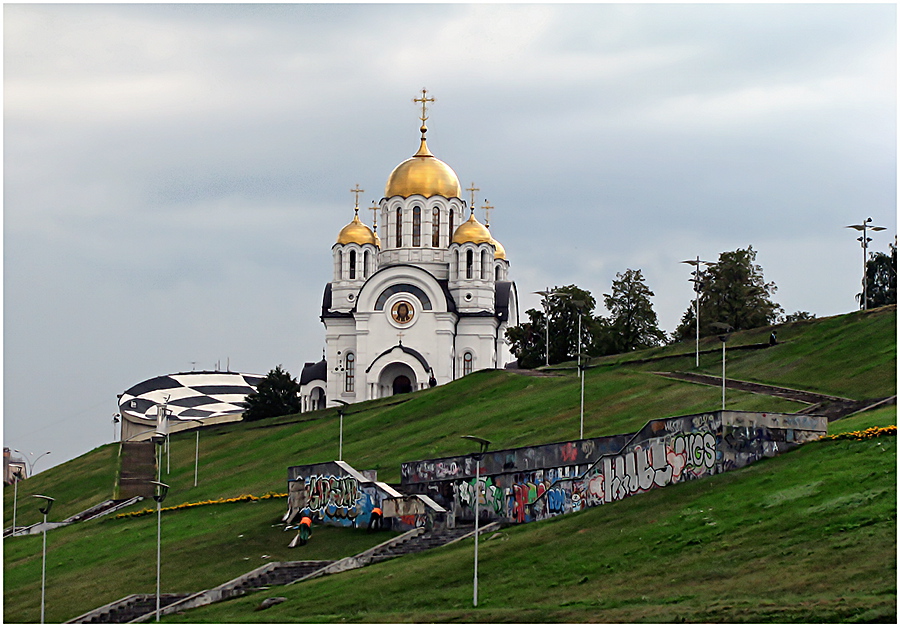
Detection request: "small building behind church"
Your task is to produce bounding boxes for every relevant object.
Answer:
[300,92,518,410]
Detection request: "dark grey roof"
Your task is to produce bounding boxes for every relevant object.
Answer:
[495,281,512,322]
[300,359,327,385]
[321,283,353,319]
[365,344,431,374]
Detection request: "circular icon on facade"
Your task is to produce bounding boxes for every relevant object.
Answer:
[391,300,415,324]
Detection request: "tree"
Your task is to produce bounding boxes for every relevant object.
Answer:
[506,285,602,368]
[782,311,816,323]
[857,242,897,309]
[674,246,782,341]
[242,365,302,421]
[602,269,667,352]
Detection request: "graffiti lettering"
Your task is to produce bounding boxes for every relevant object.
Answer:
[304,474,362,521]
[561,442,578,463]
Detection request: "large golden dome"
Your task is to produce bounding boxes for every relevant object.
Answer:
[452,213,493,245]
[385,138,462,199]
[336,213,378,247]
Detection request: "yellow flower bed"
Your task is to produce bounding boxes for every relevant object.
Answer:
[820,425,896,441]
[115,491,288,519]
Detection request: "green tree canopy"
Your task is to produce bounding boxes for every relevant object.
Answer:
[603,268,667,352]
[858,242,896,309]
[242,365,302,422]
[674,246,782,341]
[506,285,601,368]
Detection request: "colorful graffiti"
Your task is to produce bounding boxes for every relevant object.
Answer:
[295,473,380,527]
[456,476,505,517]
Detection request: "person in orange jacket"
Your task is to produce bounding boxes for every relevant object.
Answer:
[368,507,383,532]
[298,516,312,545]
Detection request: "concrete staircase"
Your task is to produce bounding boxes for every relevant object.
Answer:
[117,442,157,500]
[68,593,192,624]
[367,524,482,564]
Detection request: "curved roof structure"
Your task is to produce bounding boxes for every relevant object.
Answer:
[119,371,264,422]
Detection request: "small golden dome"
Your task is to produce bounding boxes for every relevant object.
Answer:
[452,213,493,245]
[490,235,507,260]
[385,138,462,199]
[337,213,378,246]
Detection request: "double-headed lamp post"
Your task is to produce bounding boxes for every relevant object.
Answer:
[32,494,54,623]
[461,435,491,608]
[846,218,886,310]
[680,258,714,368]
[571,299,587,440]
[12,450,51,537]
[150,480,170,622]
[533,288,563,367]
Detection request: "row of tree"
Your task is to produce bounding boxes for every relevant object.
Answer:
[507,243,897,368]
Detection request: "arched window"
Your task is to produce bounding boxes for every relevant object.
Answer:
[412,206,421,247]
[363,250,370,278]
[337,250,343,278]
[345,352,355,393]
[495,265,500,281]
[432,207,440,247]
[466,249,474,279]
[349,250,356,280]
[463,351,474,376]
[482,250,490,280]
[396,207,403,247]
[448,211,455,246]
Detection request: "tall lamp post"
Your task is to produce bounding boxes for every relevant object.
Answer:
[330,400,350,461]
[571,299,587,439]
[12,450,51,537]
[712,323,732,410]
[32,494,54,623]
[846,218,886,310]
[461,435,491,608]
[150,481,169,622]
[680,258,713,368]
[112,413,121,441]
[533,288,563,367]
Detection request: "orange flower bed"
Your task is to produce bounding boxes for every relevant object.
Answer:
[819,425,896,441]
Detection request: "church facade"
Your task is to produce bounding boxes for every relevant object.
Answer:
[299,93,518,411]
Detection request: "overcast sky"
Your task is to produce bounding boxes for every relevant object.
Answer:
[4,3,896,472]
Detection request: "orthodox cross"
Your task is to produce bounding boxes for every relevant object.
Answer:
[368,203,379,233]
[482,200,494,228]
[397,331,404,346]
[350,184,364,213]
[413,88,435,125]
[466,182,480,214]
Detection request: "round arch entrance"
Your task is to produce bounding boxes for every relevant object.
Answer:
[377,362,418,398]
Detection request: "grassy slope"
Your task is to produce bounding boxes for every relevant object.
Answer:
[172,431,896,623]
[3,307,896,622]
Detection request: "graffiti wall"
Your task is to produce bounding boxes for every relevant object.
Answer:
[285,460,405,529]
[401,411,826,525]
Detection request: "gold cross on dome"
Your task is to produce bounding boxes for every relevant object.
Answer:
[369,203,379,232]
[350,184,364,211]
[482,200,494,228]
[466,182,480,212]
[413,88,435,124]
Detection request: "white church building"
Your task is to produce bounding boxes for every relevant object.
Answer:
[299,92,519,411]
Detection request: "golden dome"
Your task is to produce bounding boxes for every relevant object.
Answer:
[452,212,493,245]
[385,138,462,199]
[490,235,507,260]
[336,213,378,247]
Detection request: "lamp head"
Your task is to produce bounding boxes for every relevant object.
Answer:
[32,494,54,516]
[150,481,170,503]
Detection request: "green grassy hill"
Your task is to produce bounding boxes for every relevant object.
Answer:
[3,306,896,623]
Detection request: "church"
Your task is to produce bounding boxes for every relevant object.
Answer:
[298,91,519,411]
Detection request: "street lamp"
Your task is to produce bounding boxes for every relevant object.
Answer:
[461,435,491,608]
[533,288,563,367]
[330,400,350,461]
[846,218,886,310]
[571,299,587,440]
[12,450,51,537]
[177,419,205,488]
[112,413,120,442]
[150,480,170,622]
[712,323,733,410]
[32,494,54,623]
[680,257,714,368]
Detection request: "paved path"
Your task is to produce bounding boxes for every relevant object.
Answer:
[654,371,891,421]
